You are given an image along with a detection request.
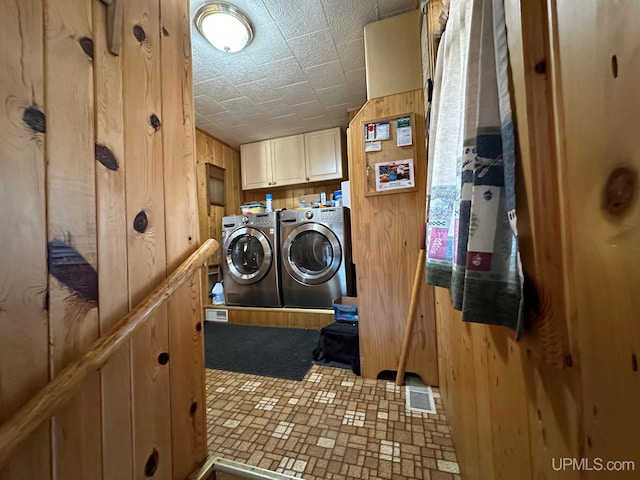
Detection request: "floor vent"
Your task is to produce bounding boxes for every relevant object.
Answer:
[205,309,228,323]
[405,384,436,414]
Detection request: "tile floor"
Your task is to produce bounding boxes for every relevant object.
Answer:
[205,364,462,480]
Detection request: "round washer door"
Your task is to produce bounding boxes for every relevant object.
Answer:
[224,227,273,285]
[282,223,342,285]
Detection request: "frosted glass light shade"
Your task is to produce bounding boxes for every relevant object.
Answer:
[195,3,254,53]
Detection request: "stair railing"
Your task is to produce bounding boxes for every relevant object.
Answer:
[0,238,219,467]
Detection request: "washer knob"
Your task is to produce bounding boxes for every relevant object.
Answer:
[242,216,249,224]
[305,210,314,220]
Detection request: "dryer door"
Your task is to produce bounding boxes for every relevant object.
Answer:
[282,223,342,285]
[224,227,273,285]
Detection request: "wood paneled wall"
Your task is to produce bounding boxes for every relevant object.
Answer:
[242,182,343,212]
[207,306,334,329]
[0,1,205,479]
[348,90,439,386]
[195,128,242,259]
[433,1,640,479]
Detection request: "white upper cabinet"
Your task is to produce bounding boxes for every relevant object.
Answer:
[240,140,272,190]
[304,127,343,182]
[240,127,344,190]
[271,135,306,187]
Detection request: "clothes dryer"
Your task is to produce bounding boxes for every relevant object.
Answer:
[221,212,282,307]
[279,207,354,308]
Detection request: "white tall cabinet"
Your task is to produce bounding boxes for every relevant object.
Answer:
[240,127,344,190]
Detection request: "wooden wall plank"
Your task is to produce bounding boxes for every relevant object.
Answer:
[434,288,482,480]
[93,2,133,479]
[347,90,438,385]
[195,131,210,259]
[0,2,51,478]
[45,0,102,477]
[503,0,571,368]
[159,0,207,477]
[122,0,171,477]
[206,307,334,329]
[521,351,581,480]
[485,327,532,480]
[468,324,495,480]
[229,149,242,214]
[553,1,640,476]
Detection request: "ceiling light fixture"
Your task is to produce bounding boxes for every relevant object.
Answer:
[194,3,254,53]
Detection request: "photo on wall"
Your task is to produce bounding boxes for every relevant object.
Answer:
[374,159,415,192]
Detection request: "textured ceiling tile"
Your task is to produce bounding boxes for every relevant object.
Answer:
[237,79,283,104]
[195,112,210,125]
[213,53,269,86]
[315,84,353,108]
[281,125,310,136]
[275,82,317,106]
[260,57,307,88]
[206,110,254,128]
[196,77,243,103]
[324,103,351,121]
[322,0,378,44]
[286,29,339,69]
[344,68,367,95]
[257,99,296,118]
[262,0,328,39]
[336,38,366,73]
[192,37,223,84]
[287,100,323,119]
[301,115,334,132]
[194,95,228,117]
[269,114,299,126]
[217,96,260,115]
[377,0,416,18]
[213,131,242,149]
[245,22,293,65]
[352,90,368,106]
[305,61,348,91]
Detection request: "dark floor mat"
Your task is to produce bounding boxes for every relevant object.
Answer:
[204,322,320,381]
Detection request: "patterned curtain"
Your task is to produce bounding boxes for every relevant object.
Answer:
[425,0,523,335]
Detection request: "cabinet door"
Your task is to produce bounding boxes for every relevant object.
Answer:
[304,127,343,182]
[240,140,272,190]
[271,134,306,187]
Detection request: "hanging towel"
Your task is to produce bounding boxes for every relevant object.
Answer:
[425,0,523,335]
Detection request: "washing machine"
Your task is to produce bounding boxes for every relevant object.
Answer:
[221,212,282,307]
[280,206,354,309]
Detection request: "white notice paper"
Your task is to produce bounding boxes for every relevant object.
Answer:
[396,116,412,146]
[365,141,382,152]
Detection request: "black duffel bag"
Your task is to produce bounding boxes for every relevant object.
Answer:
[312,320,360,375]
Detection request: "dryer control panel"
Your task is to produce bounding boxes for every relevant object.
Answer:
[316,207,344,223]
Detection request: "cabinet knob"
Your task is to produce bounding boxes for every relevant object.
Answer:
[268,181,272,185]
[306,177,309,181]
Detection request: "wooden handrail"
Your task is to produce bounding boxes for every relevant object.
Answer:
[0,238,219,467]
